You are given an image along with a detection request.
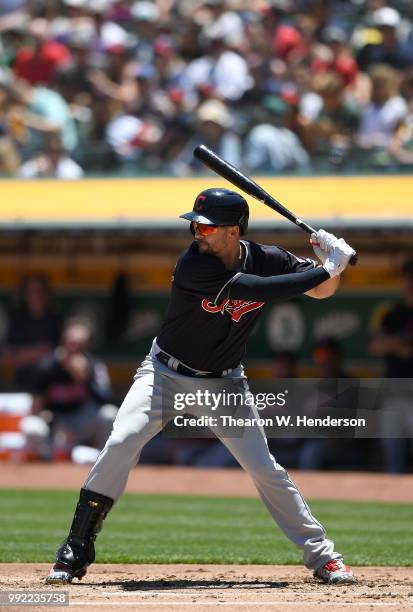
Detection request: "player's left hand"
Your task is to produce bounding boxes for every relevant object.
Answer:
[310,229,339,263]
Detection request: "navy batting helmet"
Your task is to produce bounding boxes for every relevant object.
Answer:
[180,188,249,235]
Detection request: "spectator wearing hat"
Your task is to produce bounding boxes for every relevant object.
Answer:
[369,259,413,472]
[357,7,413,71]
[170,98,241,175]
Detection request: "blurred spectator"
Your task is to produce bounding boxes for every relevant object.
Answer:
[300,71,360,166]
[0,68,20,174]
[0,1,25,17]
[87,43,139,107]
[311,337,350,379]
[199,0,245,50]
[298,338,368,470]
[105,111,164,174]
[315,26,370,106]
[23,316,116,461]
[0,0,412,174]
[130,0,161,64]
[267,350,305,469]
[356,7,413,71]
[370,258,413,377]
[2,273,61,392]
[180,20,253,104]
[6,77,78,157]
[315,26,359,86]
[369,259,413,473]
[272,349,298,378]
[357,64,408,156]
[170,98,241,175]
[13,18,71,85]
[19,132,83,179]
[244,94,309,172]
[388,72,413,165]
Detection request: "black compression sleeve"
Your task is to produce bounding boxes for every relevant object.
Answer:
[217,266,330,304]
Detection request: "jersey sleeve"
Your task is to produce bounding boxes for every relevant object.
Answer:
[262,245,318,275]
[221,266,330,304]
[174,250,238,299]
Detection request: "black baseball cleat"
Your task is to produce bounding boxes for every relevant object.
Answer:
[45,488,113,585]
[45,540,93,585]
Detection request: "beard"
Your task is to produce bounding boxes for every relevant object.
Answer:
[196,240,212,254]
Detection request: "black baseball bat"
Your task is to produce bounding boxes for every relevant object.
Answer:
[193,144,357,266]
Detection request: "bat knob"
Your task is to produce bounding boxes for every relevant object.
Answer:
[349,252,358,266]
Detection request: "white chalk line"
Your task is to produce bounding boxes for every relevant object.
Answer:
[88,591,410,598]
[67,602,408,607]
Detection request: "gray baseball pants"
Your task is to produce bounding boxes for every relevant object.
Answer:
[84,339,342,570]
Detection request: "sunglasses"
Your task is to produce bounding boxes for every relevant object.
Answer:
[193,222,218,236]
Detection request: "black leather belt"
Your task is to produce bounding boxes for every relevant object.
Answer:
[155,349,231,378]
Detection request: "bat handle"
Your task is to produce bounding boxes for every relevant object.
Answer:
[299,220,358,266]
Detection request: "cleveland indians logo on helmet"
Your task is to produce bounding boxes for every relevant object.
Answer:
[195,194,206,211]
[201,299,264,322]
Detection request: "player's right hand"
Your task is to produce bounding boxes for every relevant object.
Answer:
[322,238,355,277]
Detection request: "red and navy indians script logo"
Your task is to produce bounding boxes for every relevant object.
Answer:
[202,299,264,322]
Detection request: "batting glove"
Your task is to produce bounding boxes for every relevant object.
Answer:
[310,229,339,264]
[322,238,355,277]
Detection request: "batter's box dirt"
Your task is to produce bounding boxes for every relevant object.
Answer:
[1,564,412,612]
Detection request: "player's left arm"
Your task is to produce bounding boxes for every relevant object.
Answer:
[305,275,340,299]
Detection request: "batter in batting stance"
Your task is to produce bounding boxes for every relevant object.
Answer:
[46,188,356,586]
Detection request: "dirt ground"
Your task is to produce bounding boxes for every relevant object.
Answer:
[0,563,412,612]
[1,464,412,611]
[2,463,413,502]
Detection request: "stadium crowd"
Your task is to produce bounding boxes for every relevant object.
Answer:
[1,0,413,177]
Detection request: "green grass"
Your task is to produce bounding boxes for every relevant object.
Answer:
[0,489,411,566]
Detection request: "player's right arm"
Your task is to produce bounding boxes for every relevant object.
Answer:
[217,239,353,304]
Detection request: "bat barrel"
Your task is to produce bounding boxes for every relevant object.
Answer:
[194,144,358,266]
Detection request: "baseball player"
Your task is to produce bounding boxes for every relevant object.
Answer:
[45,188,356,586]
